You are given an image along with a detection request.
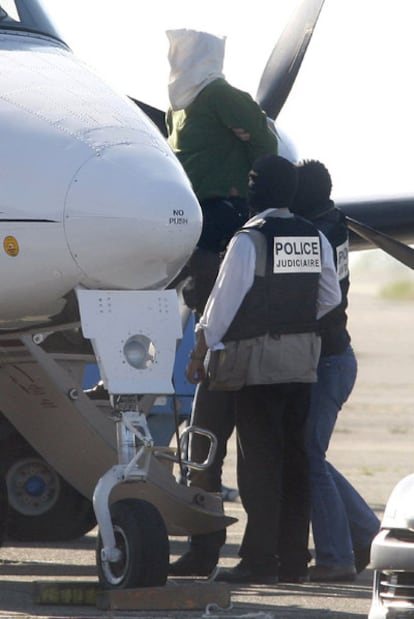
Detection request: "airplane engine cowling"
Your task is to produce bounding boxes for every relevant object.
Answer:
[64,141,202,291]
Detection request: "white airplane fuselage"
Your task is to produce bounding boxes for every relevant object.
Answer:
[0,15,231,549]
[0,30,201,331]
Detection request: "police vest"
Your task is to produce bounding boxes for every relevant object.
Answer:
[314,207,351,355]
[223,216,321,342]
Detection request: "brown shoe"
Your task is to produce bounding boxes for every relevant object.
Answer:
[309,564,356,582]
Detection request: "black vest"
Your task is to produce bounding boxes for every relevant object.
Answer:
[223,216,321,342]
[313,206,351,355]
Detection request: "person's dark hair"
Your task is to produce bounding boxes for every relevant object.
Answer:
[247,154,298,214]
[292,159,332,217]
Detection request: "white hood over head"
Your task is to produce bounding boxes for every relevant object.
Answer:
[167,29,226,110]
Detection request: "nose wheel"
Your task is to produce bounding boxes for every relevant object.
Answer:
[93,409,222,590]
[96,498,169,589]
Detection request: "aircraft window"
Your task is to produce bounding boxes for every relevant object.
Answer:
[0,0,66,45]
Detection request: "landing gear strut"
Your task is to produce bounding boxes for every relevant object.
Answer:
[94,401,217,590]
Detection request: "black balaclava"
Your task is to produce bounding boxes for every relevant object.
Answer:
[247,154,298,215]
[292,159,334,220]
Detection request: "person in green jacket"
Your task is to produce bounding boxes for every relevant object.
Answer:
[166,28,278,577]
[166,27,278,310]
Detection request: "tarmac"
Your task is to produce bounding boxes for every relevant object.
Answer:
[0,249,413,618]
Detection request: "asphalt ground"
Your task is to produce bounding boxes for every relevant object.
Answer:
[0,250,413,618]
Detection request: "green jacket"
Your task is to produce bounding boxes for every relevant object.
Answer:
[166,78,278,202]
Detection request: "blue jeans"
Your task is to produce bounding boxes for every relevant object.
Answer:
[305,345,380,567]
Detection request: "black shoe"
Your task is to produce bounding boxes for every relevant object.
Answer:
[309,564,356,582]
[278,571,309,584]
[354,543,372,574]
[213,560,278,585]
[168,551,217,577]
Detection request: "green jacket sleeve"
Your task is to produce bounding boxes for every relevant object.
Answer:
[209,81,278,163]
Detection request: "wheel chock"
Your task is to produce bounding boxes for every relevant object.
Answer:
[33,581,99,606]
[34,580,231,611]
[96,581,231,611]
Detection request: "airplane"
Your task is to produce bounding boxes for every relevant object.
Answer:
[0,0,413,594]
[0,0,235,590]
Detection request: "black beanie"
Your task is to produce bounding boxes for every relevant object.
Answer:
[292,159,333,217]
[247,154,298,214]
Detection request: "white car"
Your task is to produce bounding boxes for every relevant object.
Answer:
[369,473,414,618]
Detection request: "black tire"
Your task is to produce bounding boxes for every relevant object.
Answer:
[96,498,169,589]
[0,433,96,542]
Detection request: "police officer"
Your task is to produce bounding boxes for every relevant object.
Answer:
[291,160,380,582]
[167,29,278,578]
[185,155,341,584]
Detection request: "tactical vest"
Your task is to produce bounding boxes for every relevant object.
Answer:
[314,207,351,355]
[223,216,322,342]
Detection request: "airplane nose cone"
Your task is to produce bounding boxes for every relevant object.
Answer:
[64,143,202,290]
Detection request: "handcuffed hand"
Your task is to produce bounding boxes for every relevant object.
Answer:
[185,359,206,384]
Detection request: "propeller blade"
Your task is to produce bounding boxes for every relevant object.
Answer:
[256,0,325,119]
[346,216,414,269]
[128,97,167,137]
